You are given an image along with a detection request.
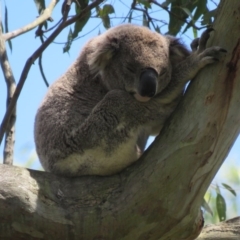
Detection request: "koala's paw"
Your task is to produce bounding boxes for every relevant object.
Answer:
[190,28,227,66]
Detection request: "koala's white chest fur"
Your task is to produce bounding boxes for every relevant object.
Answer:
[54,134,140,176]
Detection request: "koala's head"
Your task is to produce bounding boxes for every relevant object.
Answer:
[88,24,189,102]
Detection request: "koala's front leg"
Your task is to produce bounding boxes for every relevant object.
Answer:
[53,90,149,177]
[159,28,227,104]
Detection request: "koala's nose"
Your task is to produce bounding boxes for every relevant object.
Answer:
[138,68,158,98]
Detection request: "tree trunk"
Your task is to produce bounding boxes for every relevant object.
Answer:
[0,0,240,239]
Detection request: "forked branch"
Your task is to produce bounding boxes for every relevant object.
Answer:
[0,18,16,165]
[3,0,58,41]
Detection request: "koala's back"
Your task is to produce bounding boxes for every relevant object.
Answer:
[34,43,108,172]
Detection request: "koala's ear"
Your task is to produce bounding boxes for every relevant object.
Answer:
[167,36,190,66]
[88,36,120,74]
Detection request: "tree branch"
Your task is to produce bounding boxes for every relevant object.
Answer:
[196,217,240,239]
[0,0,104,145]
[3,0,58,41]
[0,17,16,165]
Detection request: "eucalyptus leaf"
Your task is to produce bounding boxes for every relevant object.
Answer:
[102,4,115,16]
[137,0,151,9]
[63,28,73,53]
[34,0,46,14]
[216,193,226,222]
[222,183,237,197]
[4,5,12,51]
[202,198,213,216]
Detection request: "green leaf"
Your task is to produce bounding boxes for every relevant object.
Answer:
[222,183,237,197]
[72,2,90,38]
[63,28,73,53]
[182,0,208,34]
[4,5,12,52]
[193,0,207,22]
[192,27,197,38]
[137,0,151,9]
[216,184,221,194]
[168,1,191,36]
[97,4,114,30]
[161,0,173,8]
[201,9,217,26]
[102,15,111,29]
[34,0,46,14]
[34,0,48,29]
[64,1,90,52]
[181,7,194,20]
[202,198,213,216]
[96,5,101,17]
[102,4,115,16]
[216,193,226,222]
[75,0,88,8]
[4,6,8,33]
[168,0,205,35]
[72,13,90,39]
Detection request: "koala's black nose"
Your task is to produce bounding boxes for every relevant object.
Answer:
[138,68,158,98]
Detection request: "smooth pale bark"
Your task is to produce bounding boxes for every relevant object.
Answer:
[0,0,240,239]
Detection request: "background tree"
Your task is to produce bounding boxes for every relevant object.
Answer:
[0,0,240,239]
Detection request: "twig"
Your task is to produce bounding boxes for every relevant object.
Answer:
[0,0,104,145]
[43,22,102,45]
[0,19,16,164]
[131,6,156,29]
[36,24,49,87]
[38,35,49,87]
[3,0,58,41]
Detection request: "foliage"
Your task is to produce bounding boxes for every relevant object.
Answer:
[203,161,240,224]
[2,0,218,52]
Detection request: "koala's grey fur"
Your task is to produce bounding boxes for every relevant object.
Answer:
[34,24,226,177]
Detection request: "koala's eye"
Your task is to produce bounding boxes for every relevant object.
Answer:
[126,65,136,74]
[160,69,167,76]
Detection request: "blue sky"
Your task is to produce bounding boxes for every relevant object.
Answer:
[0,0,239,220]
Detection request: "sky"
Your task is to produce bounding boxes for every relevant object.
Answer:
[0,0,239,220]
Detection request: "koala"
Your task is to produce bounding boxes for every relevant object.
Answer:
[34,24,226,177]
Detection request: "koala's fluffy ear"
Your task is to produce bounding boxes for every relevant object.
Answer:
[167,36,190,66]
[88,36,120,74]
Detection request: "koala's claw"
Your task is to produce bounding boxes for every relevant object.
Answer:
[191,38,199,51]
[199,46,227,65]
[220,48,227,53]
[191,28,216,53]
[198,28,215,52]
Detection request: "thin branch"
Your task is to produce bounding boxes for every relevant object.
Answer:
[0,19,16,165]
[38,35,49,87]
[43,21,102,45]
[3,0,58,41]
[131,6,157,29]
[0,0,104,145]
[35,24,49,87]
[41,18,63,34]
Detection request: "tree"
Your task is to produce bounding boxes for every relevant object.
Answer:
[0,0,240,239]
